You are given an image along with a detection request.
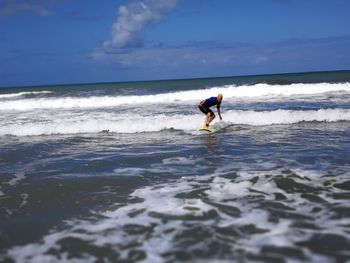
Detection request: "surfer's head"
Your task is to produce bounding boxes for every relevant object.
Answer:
[217,94,223,101]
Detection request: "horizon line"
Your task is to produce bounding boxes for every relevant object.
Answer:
[1,69,349,90]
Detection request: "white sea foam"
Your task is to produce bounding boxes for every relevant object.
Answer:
[7,171,26,186]
[0,108,349,136]
[223,108,350,126]
[0,82,349,111]
[6,170,350,262]
[162,156,197,165]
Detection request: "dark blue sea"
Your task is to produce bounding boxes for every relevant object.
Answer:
[1,71,350,262]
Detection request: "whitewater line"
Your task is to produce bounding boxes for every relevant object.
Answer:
[0,83,349,111]
[0,108,349,136]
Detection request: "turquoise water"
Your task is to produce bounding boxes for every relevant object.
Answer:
[1,70,350,262]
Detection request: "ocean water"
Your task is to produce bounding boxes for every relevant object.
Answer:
[1,70,350,262]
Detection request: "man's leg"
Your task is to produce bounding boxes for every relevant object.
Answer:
[208,114,215,125]
[205,113,215,127]
[204,113,210,127]
[199,104,209,127]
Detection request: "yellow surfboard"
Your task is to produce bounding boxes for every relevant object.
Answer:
[198,126,216,132]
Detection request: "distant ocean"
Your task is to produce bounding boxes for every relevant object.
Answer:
[1,70,350,262]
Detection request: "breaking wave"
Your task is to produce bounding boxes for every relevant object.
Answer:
[1,108,349,136]
[0,82,349,111]
[0,91,52,99]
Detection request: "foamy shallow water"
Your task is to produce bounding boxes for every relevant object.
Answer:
[6,171,350,262]
[1,75,350,262]
[1,121,350,263]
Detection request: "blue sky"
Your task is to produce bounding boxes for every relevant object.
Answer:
[0,0,349,87]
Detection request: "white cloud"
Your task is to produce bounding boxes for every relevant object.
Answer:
[103,0,178,49]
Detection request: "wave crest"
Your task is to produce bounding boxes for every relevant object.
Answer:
[0,109,349,136]
[0,83,349,111]
[0,91,52,99]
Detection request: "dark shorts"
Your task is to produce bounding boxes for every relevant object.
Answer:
[199,104,214,116]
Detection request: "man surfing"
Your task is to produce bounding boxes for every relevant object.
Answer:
[198,94,223,128]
